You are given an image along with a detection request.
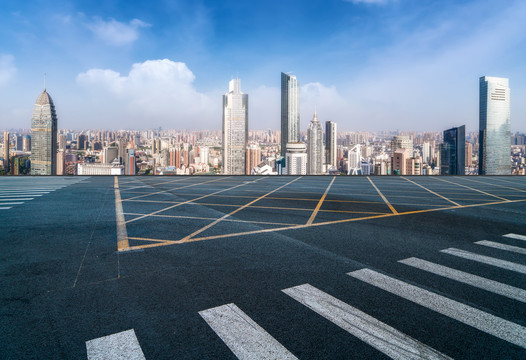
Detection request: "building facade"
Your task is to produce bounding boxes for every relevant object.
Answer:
[479,76,511,175]
[3,132,9,173]
[286,142,307,175]
[246,143,261,175]
[30,89,57,175]
[440,125,465,175]
[307,111,323,175]
[325,121,337,169]
[281,72,300,157]
[222,78,248,175]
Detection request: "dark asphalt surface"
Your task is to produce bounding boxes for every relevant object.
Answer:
[1,175,525,359]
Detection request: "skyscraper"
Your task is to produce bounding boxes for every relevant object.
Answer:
[479,76,511,175]
[307,111,323,175]
[222,78,248,175]
[281,72,300,157]
[286,142,307,175]
[3,132,9,173]
[31,88,57,175]
[245,143,261,175]
[440,125,465,175]
[325,121,337,168]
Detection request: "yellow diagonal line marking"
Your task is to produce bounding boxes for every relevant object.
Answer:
[180,176,303,241]
[124,177,267,224]
[114,176,130,251]
[459,176,526,193]
[123,212,299,226]
[123,176,227,201]
[367,176,398,214]
[307,176,336,225]
[433,177,509,201]
[401,176,460,206]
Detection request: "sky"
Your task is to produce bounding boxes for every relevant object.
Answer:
[1,0,525,133]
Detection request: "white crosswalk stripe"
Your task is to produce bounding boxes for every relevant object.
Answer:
[348,268,526,348]
[399,257,526,303]
[283,283,452,360]
[503,233,526,241]
[441,248,526,274]
[199,303,298,360]
[475,240,526,255]
[86,329,146,360]
[0,178,86,210]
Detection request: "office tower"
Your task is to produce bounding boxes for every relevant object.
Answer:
[30,88,57,175]
[348,144,361,175]
[392,148,411,175]
[118,138,127,164]
[16,135,23,151]
[169,148,180,168]
[103,146,119,164]
[78,134,87,150]
[391,135,413,156]
[127,149,136,175]
[325,121,337,168]
[440,125,465,175]
[465,142,473,166]
[281,72,300,157]
[245,143,261,175]
[58,134,67,151]
[3,132,9,173]
[56,150,65,175]
[23,135,31,152]
[222,78,248,175]
[286,142,307,175]
[479,76,511,175]
[422,142,431,164]
[307,111,323,175]
[199,147,209,165]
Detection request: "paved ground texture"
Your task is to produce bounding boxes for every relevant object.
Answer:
[1,175,526,359]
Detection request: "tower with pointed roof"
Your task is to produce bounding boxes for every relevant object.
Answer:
[30,87,57,175]
[222,77,248,175]
[307,110,323,175]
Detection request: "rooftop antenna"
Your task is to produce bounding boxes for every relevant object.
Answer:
[44,73,46,91]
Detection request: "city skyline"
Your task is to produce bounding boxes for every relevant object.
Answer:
[1,1,526,132]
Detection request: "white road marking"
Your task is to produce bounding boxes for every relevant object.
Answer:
[503,233,526,242]
[283,284,452,360]
[0,198,34,201]
[199,303,298,360]
[0,202,24,205]
[0,194,42,197]
[475,240,526,255]
[86,329,146,360]
[0,207,12,210]
[348,268,526,348]
[441,248,526,274]
[399,257,526,303]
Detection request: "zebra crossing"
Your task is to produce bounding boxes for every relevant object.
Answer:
[0,177,86,210]
[86,232,526,359]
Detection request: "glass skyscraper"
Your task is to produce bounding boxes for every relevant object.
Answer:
[440,125,465,175]
[307,111,323,175]
[325,121,337,168]
[222,78,248,175]
[31,89,57,175]
[479,76,511,175]
[281,72,300,157]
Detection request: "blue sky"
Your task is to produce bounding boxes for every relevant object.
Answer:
[1,0,525,132]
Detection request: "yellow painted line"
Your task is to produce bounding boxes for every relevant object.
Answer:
[124,177,267,224]
[123,212,299,226]
[459,177,526,193]
[433,177,509,201]
[367,176,398,215]
[401,177,461,206]
[180,177,303,241]
[123,177,228,201]
[114,176,130,251]
[307,177,336,225]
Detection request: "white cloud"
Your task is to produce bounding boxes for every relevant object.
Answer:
[86,17,151,46]
[76,59,215,129]
[0,54,16,86]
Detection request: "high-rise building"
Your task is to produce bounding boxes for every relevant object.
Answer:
[58,134,67,151]
[392,148,411,175]
[23,135,31,152]
[30,89,57,175]
[3,132,9,173]
[222,78,248,175]
[56,150,65,175]
[307,111,323,175]
[78,134,87,150]
[15,135,23,151]
[391,135,413,156]
[325,121,337,168]
[479,76,511,175]
[440,125,465,175]
[286,142,307,175]
[465,142,473,166]
[126,148,136,175]
[281,72,300,157]
[245,143,261,175]
[348,144,361,175]
[103,146,119,164]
